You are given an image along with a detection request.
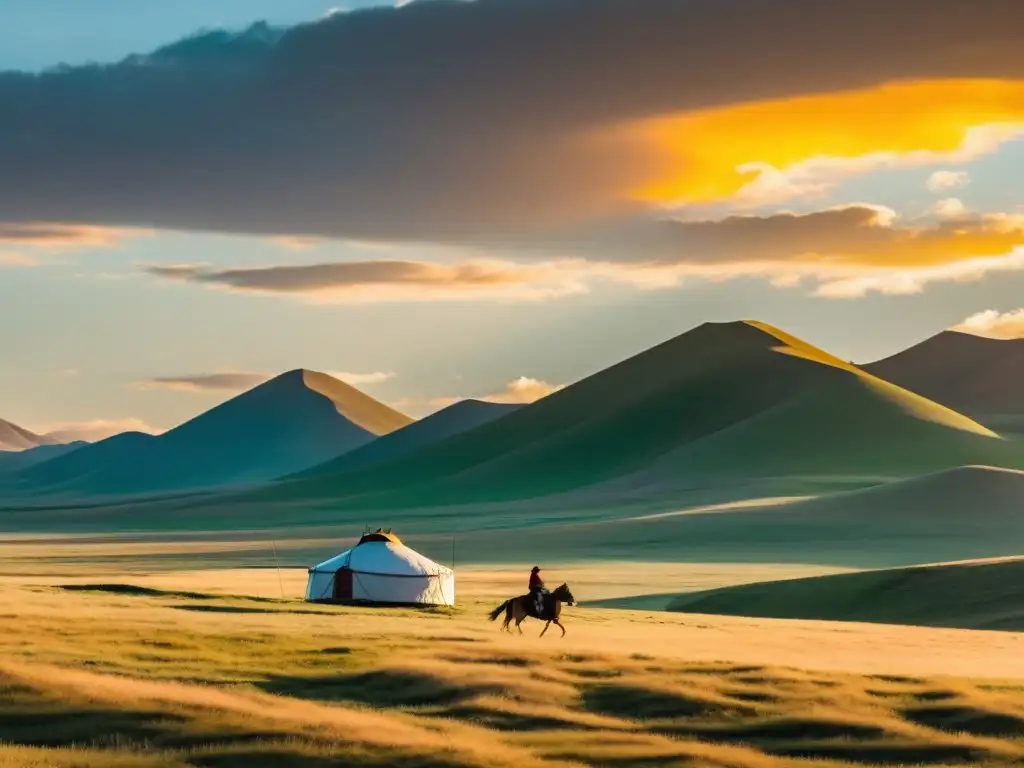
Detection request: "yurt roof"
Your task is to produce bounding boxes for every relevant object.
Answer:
[357,528,402,545]
[309,531,451,577]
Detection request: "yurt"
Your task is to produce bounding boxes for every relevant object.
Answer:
[305,529,455,606]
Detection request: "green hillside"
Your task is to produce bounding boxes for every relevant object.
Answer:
[864,330,1024,434]
[248,320,1020,509]
[291,399,522,478]
[0,442,86,474]
[667,554,1024,631]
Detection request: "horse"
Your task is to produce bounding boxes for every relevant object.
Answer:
[487,583,575,637]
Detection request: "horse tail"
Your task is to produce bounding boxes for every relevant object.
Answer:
[488,599,511,622]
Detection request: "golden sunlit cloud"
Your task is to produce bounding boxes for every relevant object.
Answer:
[807,250,1024,299]
[952,308,1024,339]
[598,79,1024,208]
[32,418,160,443]
[145,259,591,304]
[427,377,564,411]
[0,222,147,249]
[143,205,1024,302]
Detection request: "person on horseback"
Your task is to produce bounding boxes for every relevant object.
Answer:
[528,566,547,616]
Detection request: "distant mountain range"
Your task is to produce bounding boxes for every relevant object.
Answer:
[254,320,1023,509]
[4,370,413,497]
[0,419,60,452]
[0,441,86,473]
[6,321,1024,507]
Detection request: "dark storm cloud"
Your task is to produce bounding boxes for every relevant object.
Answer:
[1,0,1022,245]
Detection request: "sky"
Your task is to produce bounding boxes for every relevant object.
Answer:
[3,0,1024,441]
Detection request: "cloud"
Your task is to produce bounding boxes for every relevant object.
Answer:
[140,205,1024,301]
[809,249,1024,298]
[931,197,968,219]
[546,204,1024,272]
[144,259,590,303]
[0,251,36,267]
[608,89,1024,210]
[485,376,564,403]
[951,308,1024,339]
[927,170,971,192]
[34,418,159,443]
[269,235,322,251]
[0,1,1023,249]
[325,371,395,386]
[132,372,271,393]
[0,222,139,249]
[387,397,418,413]
[428,376,564,410]
[134,369,395,392]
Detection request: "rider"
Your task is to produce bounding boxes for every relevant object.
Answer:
[528,566,547,615]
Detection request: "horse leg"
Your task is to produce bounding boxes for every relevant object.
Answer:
[540,621,551,637]
[555,618,566,637]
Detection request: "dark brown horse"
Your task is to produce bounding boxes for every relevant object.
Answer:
[487,583,575,637]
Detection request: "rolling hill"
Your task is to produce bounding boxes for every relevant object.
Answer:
[864,330,1024,433]
[667,552,1024,631]
[0,442,86,474]
[292,399,522,478]
[8,370,412,497]
[249,320,1021,509]
[0,419,59,452]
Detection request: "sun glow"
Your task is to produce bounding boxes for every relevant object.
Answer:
[599,79,1024,206]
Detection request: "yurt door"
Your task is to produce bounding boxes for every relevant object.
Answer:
[334,567,353,600]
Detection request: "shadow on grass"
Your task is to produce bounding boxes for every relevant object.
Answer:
[170,604,345,616]
[0,706,187,748]
[770,742,995,764]
[172,605,281,615]
[581,683,752,720]
[58,583,282,604]
[188,744,471,768]
[902,705,1024,737]
[658,716,889,743]
[59,583,218,600]
[439,654,532,668]
[0,705,466,767]
[441,705,603,732]
[258,669,479,708]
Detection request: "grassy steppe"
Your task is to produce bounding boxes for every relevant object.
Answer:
[6,575,1024,767]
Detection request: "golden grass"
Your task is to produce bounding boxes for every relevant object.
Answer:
[3,575,1024,767]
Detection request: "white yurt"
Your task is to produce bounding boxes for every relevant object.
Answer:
[305,529,455,606]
